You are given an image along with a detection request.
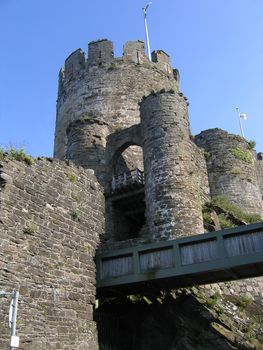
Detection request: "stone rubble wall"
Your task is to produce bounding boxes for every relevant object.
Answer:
[256,153,263,198]
[202,278,263,300]
[193,144,210,204]
[0,158,104,350]
[66,118,109,187]
[55,39,179,160]
[195,128,263,216]
[140,92,204,239]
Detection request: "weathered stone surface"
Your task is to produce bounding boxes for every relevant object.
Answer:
[55,40,179,160]
[256,154,263,198]
[140,92,204,239]
[2,38,263,350]
[0,158,104,350]
[195,128,263,217]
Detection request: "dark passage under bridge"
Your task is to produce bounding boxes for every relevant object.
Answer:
[96,222,263,297]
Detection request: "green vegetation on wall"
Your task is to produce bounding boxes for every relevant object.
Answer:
[202,195,261,230]
[0,147,34,165]
[229,147,253,164]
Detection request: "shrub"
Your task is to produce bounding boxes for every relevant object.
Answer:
[205,290,221,310]
[218,214,234,229]
[0,147,35,165]
[236,294,252,310]
[0,147,7,160]
[248,140,256,150]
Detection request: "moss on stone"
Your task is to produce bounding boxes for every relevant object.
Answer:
[229,166,242,176]
[229,147,253,164]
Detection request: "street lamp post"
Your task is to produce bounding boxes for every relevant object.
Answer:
[142,2,152,61]
[0,290,19,349]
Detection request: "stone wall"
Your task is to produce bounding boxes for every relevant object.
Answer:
[203,278,263,300]
[0,158,104,350]
[256,153,263,198]
[195,128,263,216]
[140,92,204,239]
[54,39,179,159]
[66,118,109,187]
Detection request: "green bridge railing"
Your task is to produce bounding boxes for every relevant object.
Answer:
[96,222,263,297]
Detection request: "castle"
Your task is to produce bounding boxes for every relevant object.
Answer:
[0,39,262,349]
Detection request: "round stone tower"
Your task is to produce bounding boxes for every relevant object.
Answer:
[195,128,263,216]
[66,118,109,185]
[140,92,204,239]
[55,39,179,164]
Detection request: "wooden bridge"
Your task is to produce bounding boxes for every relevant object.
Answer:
[96,222,263,297]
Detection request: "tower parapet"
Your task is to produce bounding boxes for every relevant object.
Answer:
[88,39,114,65]
[55,39,180,159]
[123,40,147,64]
[64,48,86,80]
[152,50,173,76]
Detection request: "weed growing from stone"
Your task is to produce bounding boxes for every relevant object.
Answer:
[23,222,38,235]
[66,173,78,183]
[71,207,81,221]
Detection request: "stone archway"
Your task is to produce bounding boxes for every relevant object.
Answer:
[104,124,146,241]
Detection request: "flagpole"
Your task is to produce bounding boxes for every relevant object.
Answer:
[236,107,245,138]
[143,3,152,61]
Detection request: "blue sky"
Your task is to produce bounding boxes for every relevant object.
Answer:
[0,0,262,157]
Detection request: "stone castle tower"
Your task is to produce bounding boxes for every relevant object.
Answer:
[1,39,263,350]
[55,38,263,243]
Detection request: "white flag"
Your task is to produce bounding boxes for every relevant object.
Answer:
[239,113,247,120]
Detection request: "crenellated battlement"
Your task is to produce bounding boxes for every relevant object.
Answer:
[65,48,86,76]
[123,40,148,63]
[88,39,114,65]
[59,39,176,84]
[55,38,180,159]
[151,50,173,76]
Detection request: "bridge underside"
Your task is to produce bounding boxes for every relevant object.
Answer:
[96,222,263,298]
